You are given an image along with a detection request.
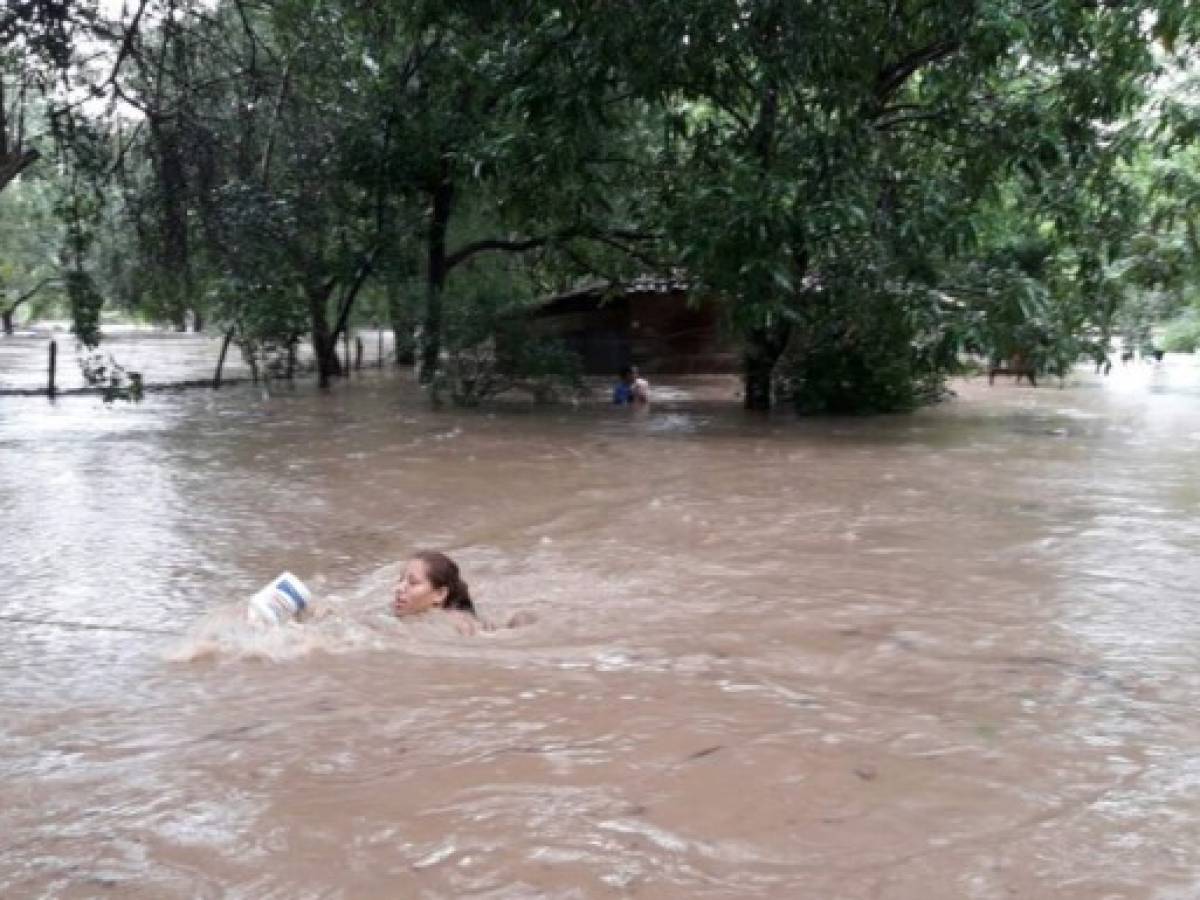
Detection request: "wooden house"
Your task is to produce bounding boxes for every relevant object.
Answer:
[524,276,738,375]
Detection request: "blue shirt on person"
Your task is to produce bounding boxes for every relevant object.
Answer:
[613,382,635,404]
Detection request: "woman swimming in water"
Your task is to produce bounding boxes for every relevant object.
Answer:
[393,550,475,618]
[392,551,534,633]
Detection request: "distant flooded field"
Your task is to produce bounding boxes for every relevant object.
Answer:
[0,327,398,392]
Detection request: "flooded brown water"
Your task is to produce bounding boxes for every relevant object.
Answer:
[2,337,1199,898]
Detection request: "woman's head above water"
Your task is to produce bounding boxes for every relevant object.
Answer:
[393,551,475,618]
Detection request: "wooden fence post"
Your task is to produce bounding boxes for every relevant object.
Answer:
[213,329,233,389]
[48,339,57,399]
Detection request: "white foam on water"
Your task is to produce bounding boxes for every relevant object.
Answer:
[163,560,542,663]
[163,597,398,663]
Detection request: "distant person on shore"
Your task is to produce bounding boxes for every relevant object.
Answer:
[392,550,534,634]
[612,365,650,405]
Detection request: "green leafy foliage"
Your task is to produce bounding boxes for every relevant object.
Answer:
[433,269,584,406]
[1161,311,1200,353]
[9,0,1200,411]
[64,269,102,348]
[0,175,64,329]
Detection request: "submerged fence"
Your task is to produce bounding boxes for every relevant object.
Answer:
[0,330,400,398]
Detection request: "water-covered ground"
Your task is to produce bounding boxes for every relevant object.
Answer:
[2,338,1198,898]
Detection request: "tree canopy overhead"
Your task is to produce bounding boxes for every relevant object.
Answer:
[5,0,1200,409]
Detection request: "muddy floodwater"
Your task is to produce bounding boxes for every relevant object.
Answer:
[2,337,1199,898]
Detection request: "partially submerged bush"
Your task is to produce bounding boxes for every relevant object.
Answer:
[1161,313,1200,353]
[773,288,947,414]
[237,335,303,382]
[433,279,586,407]
[79,349,143,402]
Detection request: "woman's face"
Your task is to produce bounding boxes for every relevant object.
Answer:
[393,558,448,617]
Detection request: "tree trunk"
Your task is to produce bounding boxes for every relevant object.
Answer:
[742,323,791,411]
[739,71,784,411]
[419,161,454,384]
[2,308,12,336]
[388,278,415,366]
[149,116,192,332]
[309,281,341,388]
[743,353,775,411]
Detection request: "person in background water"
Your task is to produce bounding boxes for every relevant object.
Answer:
[612,364,650,405]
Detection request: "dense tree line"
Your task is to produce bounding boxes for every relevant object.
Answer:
[3,0,1200,410]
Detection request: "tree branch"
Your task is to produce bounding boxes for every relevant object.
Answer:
[445,227,659,272]
[0,148,39,193]
[83,0,152,97]
[873,110,949,131]
[2,277,59,313]
[331,247,380,346]
[446,235,554,270]
[874,38,962,104]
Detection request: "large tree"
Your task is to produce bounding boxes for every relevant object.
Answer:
[17,0,1200,411]
[596,0,1181,408]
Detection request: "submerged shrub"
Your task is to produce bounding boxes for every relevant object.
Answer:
[1161,313,1200,353]
[435,282,584,406]
[774,288,945,414]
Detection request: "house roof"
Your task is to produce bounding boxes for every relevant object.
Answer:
[533,272,690,313]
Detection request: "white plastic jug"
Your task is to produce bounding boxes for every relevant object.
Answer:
[247,571,312,626]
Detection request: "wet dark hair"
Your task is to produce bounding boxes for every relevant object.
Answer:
[414,550,475,616]
[619,364,634,379]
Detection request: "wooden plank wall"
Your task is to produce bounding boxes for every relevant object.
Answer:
[527,289,738,375]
